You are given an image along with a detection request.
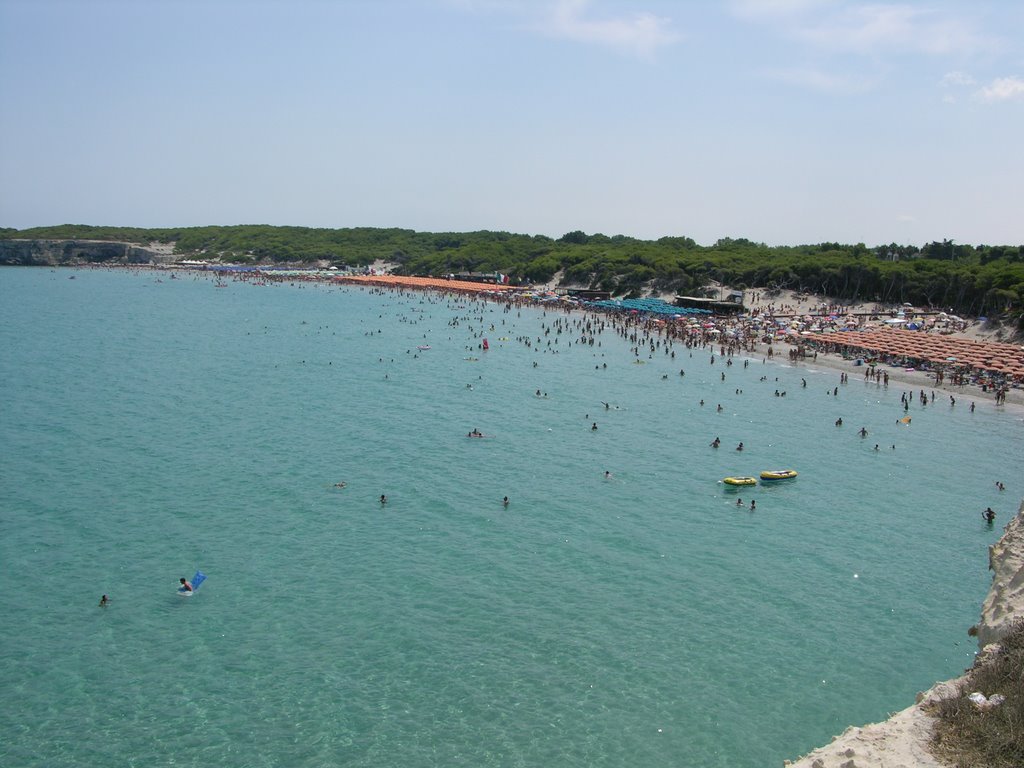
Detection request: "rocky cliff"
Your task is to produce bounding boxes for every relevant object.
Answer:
[785,501,1024,767]
[977,507,1024,649]
[0,239,176,266]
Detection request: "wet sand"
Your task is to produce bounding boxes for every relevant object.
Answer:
[777,344,1024,409]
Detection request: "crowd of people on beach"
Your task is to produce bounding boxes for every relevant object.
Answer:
[85,263,1023,405]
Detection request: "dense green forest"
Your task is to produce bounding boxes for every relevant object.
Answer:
[3,224,1023,323]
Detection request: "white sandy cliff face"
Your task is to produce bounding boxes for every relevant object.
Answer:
[977,508,1024,649]
[785,501,1024,768]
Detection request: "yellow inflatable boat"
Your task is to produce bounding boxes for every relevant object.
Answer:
[759,470,798,481]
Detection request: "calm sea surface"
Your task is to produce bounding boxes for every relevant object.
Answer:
[1,267,1021,767]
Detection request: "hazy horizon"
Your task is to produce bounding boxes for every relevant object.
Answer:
[2,0,1022,247]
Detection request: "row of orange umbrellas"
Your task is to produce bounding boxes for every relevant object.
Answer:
[333,274,521,293]
[825,329,1024,378]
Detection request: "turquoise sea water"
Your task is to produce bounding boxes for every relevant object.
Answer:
[1,266,1021,767]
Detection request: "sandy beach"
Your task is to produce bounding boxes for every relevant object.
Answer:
[655,284,1024,409]
[558,276,1024,409]
[776,346,1024,409]
[241,269,1024,409]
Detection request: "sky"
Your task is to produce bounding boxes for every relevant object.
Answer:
[0,0,1022,246]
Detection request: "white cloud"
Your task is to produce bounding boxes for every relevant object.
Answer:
[540,0,679,58]
[941,71,975,87]
[793,4,982,56]
[977,76,1024,102]
[733,2,986,57]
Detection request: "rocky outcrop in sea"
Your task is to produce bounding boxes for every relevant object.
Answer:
[0,239,175,266]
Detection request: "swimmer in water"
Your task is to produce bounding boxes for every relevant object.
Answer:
[334,482,347,488]
[983,507,996,525]
[749,500,756,511]
[99,594,109,607]
[179,578,193,593]
[736,442,744,451]
[710,437,720,448]
[503,496,509,507]
[380,494,387,505]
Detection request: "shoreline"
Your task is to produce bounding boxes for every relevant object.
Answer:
[55,262,1024,410]
[774,346,1024,410]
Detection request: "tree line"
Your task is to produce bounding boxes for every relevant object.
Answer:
[3,225,1022,323]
